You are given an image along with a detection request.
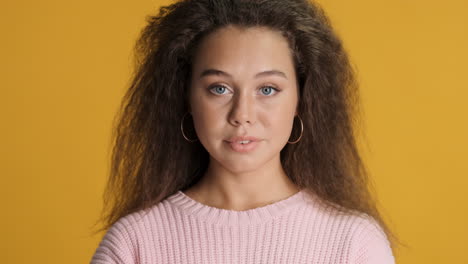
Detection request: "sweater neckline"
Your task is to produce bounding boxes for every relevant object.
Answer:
[167,189,308,226]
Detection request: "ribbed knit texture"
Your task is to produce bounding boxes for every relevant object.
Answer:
[91,189,395,263]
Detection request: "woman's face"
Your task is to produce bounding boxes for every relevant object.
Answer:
[189,25,299,174]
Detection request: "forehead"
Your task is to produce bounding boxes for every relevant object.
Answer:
[191,25,296,77]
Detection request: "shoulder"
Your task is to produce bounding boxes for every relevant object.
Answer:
[90,193,178,264]
[322,209,395,263]
[90,213,140,264]
[300,193,395,263]
[340,212,395,264]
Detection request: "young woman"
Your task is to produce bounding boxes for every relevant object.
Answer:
[91,0,399,263]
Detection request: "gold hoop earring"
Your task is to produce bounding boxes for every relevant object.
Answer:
[288,114,303,144]
[180,112,198,142]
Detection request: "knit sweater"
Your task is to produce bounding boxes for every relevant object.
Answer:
[91,189,395,263]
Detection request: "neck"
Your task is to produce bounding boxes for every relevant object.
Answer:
[184,155,301,211]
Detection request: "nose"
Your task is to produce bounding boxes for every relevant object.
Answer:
[228,92,256,127]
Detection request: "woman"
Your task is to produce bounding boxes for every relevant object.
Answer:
[91,0,399,263]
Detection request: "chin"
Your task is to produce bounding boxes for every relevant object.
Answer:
[218,155,269,174]
[224,165,261,175]
[206,142,280,174]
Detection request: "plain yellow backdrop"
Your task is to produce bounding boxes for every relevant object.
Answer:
[1,0,467,263]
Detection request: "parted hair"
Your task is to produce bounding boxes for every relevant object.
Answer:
[96,0,402,252]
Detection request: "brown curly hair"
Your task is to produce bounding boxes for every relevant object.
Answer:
[95,0,403,252]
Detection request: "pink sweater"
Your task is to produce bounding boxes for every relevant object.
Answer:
[91,189,395,263]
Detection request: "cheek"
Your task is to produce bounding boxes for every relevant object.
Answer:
[267,111,294,139]
[191,100,224,141]
[261,100,296,136]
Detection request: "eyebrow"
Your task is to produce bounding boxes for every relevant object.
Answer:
[198,68,288,80]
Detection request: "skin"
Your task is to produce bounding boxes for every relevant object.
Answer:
[185,25,301,211]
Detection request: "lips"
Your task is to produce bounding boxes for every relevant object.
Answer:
[225,136,261,143]
[224,136,261,153]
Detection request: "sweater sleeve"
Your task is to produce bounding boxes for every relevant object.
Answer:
[352,217,396,264]
[90,219,137,264]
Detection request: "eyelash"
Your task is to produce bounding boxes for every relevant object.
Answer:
[208,84,280,96]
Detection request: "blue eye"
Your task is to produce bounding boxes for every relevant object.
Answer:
[260,86,278,96]
[209,85,230,95]
[209,85,279,96]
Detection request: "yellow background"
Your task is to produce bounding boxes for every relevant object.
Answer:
[1,0,467,263]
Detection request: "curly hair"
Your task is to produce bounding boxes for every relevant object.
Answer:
[95,0,402,252]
